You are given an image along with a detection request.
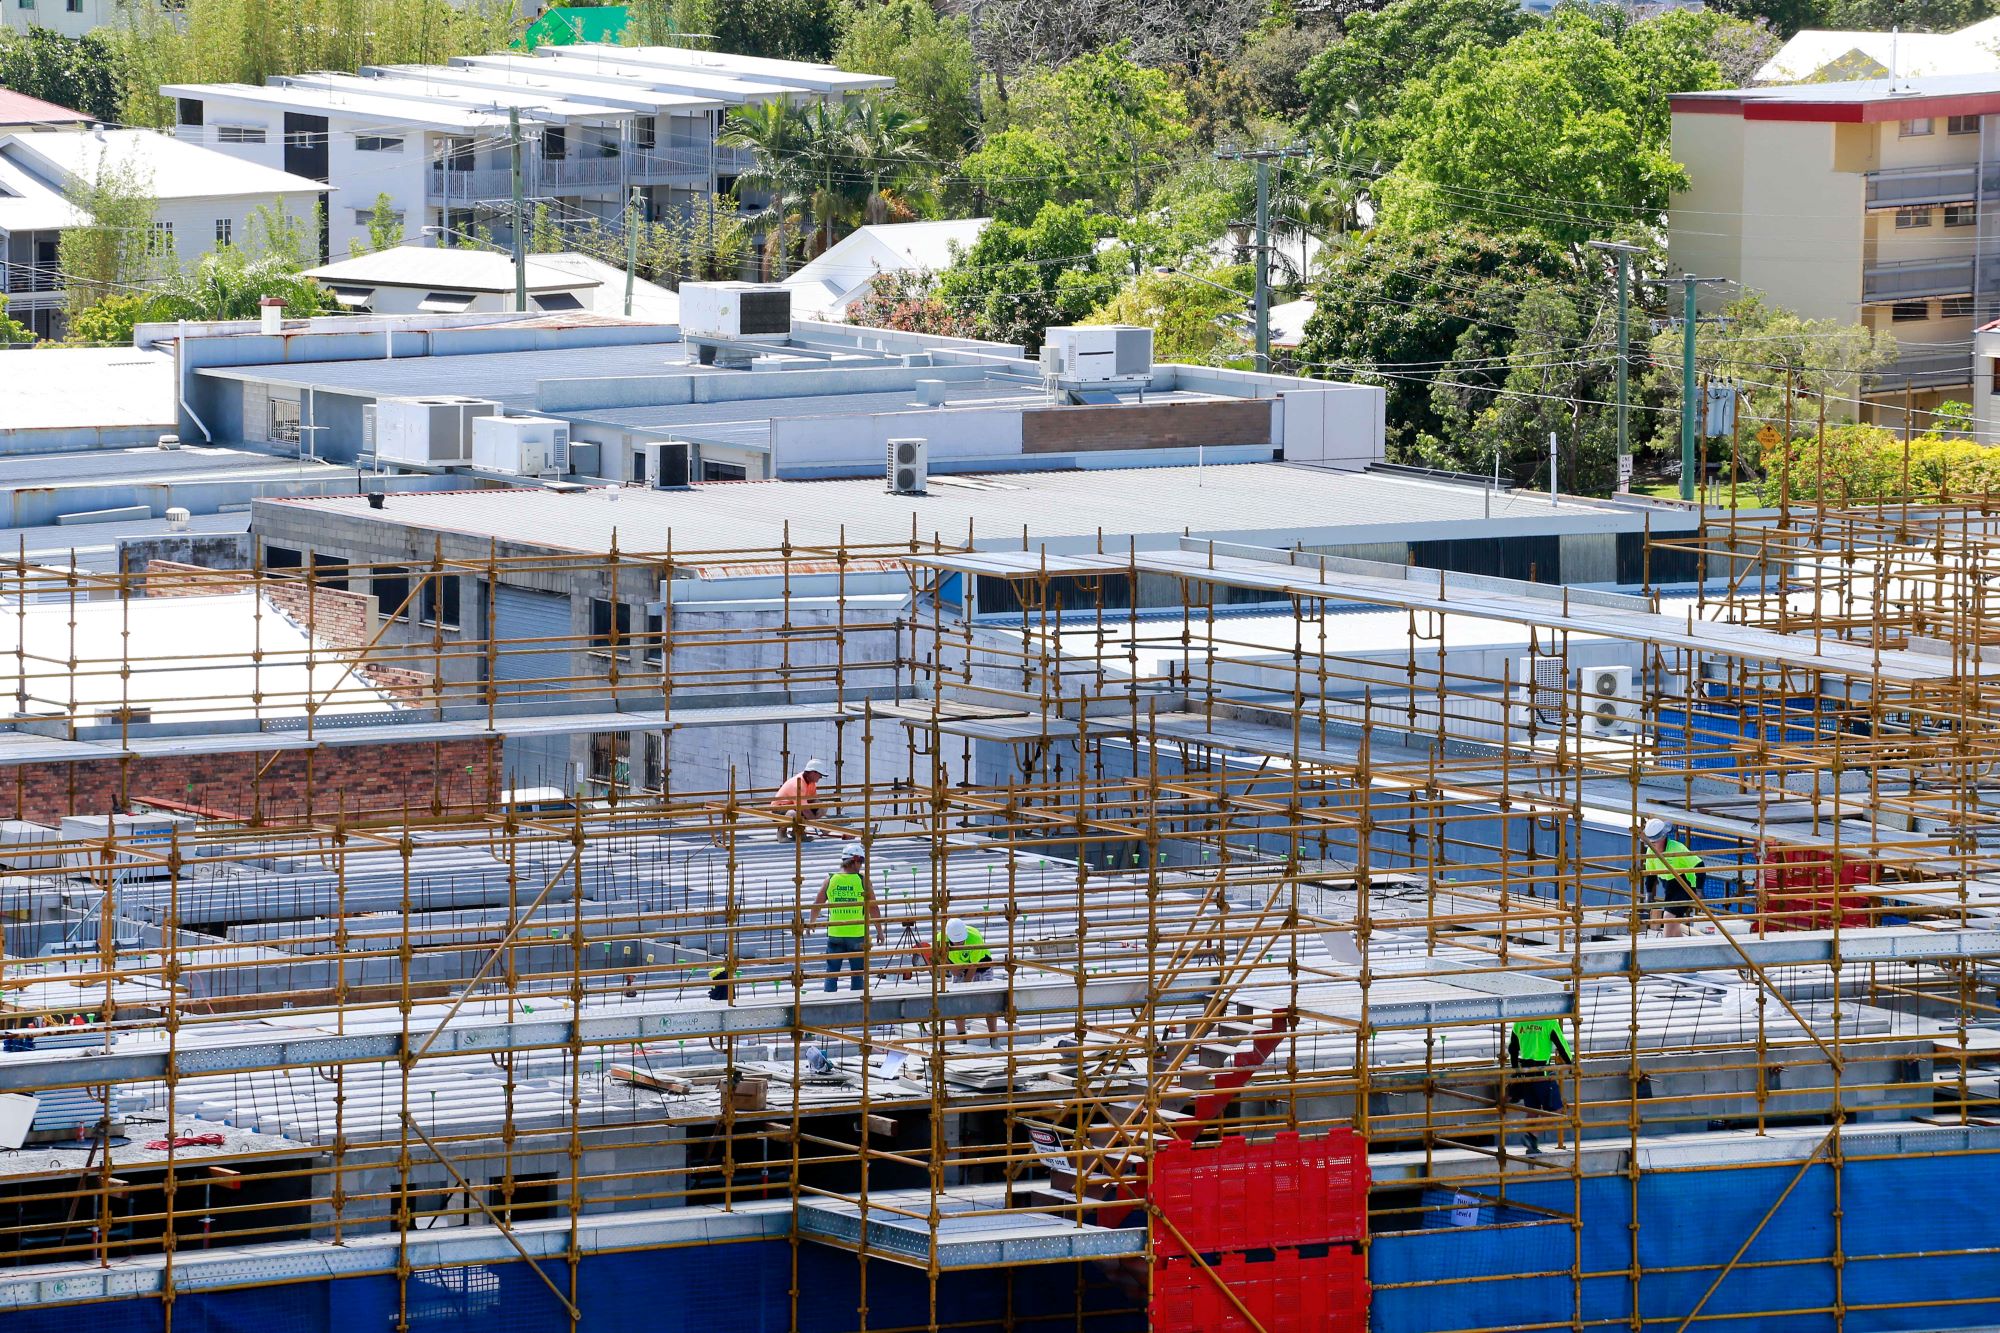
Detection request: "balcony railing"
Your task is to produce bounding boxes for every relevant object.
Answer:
[1867,162,1979,208]
[1862,255,1975,302]
[539,153,623,189]
[2,265,59,295]
[632,146,710,178]
[428,163,515,202]
[1867,347,1973,392]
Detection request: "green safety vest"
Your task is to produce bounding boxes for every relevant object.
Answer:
[1644,838,1703,887]
[1512,1019,1566,1064]
[947,926,990,968]
[826,872,868,938]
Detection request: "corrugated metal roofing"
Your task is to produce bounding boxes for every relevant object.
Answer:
[198,342,716,409]
[261,463,1632,555]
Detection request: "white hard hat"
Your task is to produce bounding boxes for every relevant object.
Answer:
[1643,817,1670,840]
[945,918,969,944]
[840,843,865,862]
[802,758,826,774]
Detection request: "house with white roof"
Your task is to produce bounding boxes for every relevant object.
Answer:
[301,243,680,320]
[782,218,990,319]
[166,47,892,259]
[1756,16,2000,83]
[0,128,328,339]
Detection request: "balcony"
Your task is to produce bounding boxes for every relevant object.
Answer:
[632,146,710,179]
[428,163,515,203]
[539,153,623,190]
[1867,347,1972,393]
[2,264,58,295]
[1861,255,1974,302]
[1866,162,1979,209]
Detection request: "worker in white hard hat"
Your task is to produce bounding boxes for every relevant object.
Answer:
[771,757,827,842]
[810,844,882,992]
[1642,817,1704,939]
[939,917,1000,1045]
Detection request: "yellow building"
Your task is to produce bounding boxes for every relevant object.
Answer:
[1670,76,1999,432]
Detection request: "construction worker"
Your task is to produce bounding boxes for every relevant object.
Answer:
[771,758,826,842]
[1643,817,1705,939]
[811,844,881,992]
[942,918,1000,1046]
[1507,1016,1572,1157]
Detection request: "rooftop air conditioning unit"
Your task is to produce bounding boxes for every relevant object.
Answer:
[1044,325,1153,386]
[1580,664,1640,738]
[640,440,692,488]
[679,281,791,342]
[887,437,928,495]
[373,396,497,466]
[471,414,570,477]
[1518,656,1567,728]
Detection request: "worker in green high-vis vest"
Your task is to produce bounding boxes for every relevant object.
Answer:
[1507,1017,1573,1158]
[810,844,882,993]
[1643,817,1706,939]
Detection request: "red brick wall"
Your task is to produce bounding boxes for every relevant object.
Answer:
[143,560,237,599]
[1,738,500,824]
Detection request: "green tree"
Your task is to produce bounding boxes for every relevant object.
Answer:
[1703,0,1827,40]
[145,247,334,322]
[933,201,1117,352]
[835,0,979,164]
[1298,0,1533,161]
[1112,156,1252,273]
[1294,228,1583,454]
[624,0,705,45]
[114,0,518,126]
[846,96,928,226]
[706,0,846,61]
[720,99,809,279]
[1642,292,1895,459]
[847,269,986,338]
[63,293,149,346]
[348,193,406,257]
[57,144,158,324]
[963,44,1190,221]
[1371,10,1715,248]
[0,295,33,347]
[1086,267,1252,365]
[0,28,125,123]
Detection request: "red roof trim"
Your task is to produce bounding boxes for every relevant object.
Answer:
[1673,90,2000,124]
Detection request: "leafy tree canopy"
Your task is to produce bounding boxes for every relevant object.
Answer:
[1085,266,1252,365]
[932,201,1118,352]
[836,0,981,164]
[0,28,123,123]
[706,0,847,62]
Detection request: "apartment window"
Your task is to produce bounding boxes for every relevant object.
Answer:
[148,221,174,258]
[353,207,402,228]
[177,98,204,127]
[543,127,567,160]
[215,218,232,247]
[1896,206,1933,229]
[64,0,78,10]
[1901,117,1935,137]
[218,125,265,144]
[635,116,656,151]
[589,598,633,648]
[16,0,32,11]
[446,138,474,172]
[355,134,403,153]
[371,566,412,620]
[1950,114,1981,135]
[1946,203,1977,227]
[1892,300,1930,322]
[309,552,346,589]
[418,575,460,629]
[1944,294,1976,317]
[263,545,304,574]
[1992,359,2000,394]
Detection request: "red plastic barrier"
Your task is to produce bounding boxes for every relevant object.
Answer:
[1150,1248,1368,1333]
[1764,845,1872,931]
[1150,1129,1369,1254]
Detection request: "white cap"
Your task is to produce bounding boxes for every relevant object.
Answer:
[802,758,826,774]
[945,918,969,944]
[840,843,865,862]
[1643,817,1670,840]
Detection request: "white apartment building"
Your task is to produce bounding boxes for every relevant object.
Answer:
[2,0,125,39]
[166,47,891,259]
[0,128,327,339]
[1670,75,2000,431]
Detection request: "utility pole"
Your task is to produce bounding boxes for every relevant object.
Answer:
[509,108,527,314]
[1588,240,1645,494]
[1676,274,1729,502]
[1216,144,1308,374]
[625,186,641,317]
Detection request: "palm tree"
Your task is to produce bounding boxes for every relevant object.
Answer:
[847,96,928,227]
[795,98,864,258]
[719,99,808,280]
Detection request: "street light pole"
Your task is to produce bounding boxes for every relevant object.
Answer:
[1587,239,1645,494]
[509,108,527,314]
[1216,143,1308,373]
